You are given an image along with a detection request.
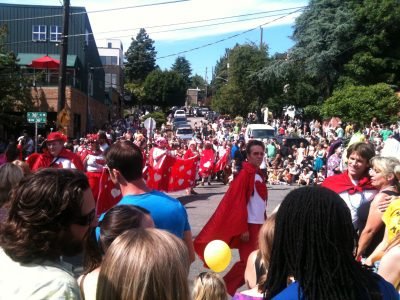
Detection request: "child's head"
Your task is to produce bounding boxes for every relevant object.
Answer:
[192,271,228,300]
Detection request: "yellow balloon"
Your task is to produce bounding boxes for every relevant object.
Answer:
[204,240,232,272]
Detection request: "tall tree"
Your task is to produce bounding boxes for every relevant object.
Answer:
[171,56,191,88]
[143,70,187,110]
[340,0,400,86]
[124,28,157,83]
[212,43,269,117]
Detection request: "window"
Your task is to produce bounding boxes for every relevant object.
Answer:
[100,56,118,65]
[50,25,62,42]
[107,42,112,48]
[32,25,46,41]
[105,73,117,88]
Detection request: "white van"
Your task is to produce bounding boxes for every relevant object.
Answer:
[244,124,275,143]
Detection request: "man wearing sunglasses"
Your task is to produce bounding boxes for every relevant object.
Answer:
[194,139,268,296]
[0,168,96,299]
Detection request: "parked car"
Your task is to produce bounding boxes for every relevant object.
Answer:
[174,109,186,118]
[176,126,194,140]
[275,136,310,148]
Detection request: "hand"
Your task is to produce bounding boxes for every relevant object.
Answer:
[240,231,250,242]
[378,195,396,212]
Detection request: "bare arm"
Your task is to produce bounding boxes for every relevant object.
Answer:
[183,230,196,264]
[244,250,259,289]
[365,227,389,265]
[357,195,384,257]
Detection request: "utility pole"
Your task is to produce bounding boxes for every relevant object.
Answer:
[260,26,263,49]
[204,67,208,105]
[57,0,70,116]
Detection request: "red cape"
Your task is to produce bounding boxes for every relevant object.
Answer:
[31,148,84,171]
[322,171,375,194]
[199,148,215,177]
[194,162,264,262]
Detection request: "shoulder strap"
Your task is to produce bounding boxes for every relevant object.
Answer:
[79,273,87,300]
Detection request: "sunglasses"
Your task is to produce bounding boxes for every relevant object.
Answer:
[73,208,96,226]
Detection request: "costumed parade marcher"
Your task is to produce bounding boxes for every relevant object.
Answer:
[147,137,198,193]
[322,142,377,230]
[83,134,106,202]
[199,141,215,186]
[194,140,268,296]
[30,132,84,171]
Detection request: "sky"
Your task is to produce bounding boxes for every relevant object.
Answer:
[3,0,308,80]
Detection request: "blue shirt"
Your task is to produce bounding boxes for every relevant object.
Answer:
[98,190,190,239]
[272,274,398,300]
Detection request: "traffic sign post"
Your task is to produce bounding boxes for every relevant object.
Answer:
[143,117,156,143]
[27,112,47,153]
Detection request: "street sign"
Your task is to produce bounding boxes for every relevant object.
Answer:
[143,117,156,130]
[27,112,47,123]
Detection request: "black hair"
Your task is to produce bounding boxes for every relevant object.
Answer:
[263,186,381,300]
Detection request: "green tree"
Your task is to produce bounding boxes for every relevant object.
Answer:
[0,26,33,129]
[124,28,157,83]
[212,44,269,118]
[321,83,400,126]
[143,70,187,110]
[189,74,206,89]
[171,56,191,88]
[340,0,400,86]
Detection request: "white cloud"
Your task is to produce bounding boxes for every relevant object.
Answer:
[81,0,305,42]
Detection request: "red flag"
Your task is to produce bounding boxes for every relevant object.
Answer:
[213,150,229,173]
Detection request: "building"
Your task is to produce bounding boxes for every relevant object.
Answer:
[0,3,116,137]
[98,39,124,122]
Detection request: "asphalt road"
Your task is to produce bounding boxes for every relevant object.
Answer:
[169,180,297,294]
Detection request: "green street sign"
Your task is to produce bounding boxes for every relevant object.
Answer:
[27,112,47,123]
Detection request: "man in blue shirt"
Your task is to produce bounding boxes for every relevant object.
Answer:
[104,140,195,263]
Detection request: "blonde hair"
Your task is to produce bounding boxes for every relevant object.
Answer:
[370,156,400,190]
[0,162,24,206]
[192,272,228,300]
[96,228,190,300]
[256,213,277,290]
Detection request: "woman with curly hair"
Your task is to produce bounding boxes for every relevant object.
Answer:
[262,186,397,300]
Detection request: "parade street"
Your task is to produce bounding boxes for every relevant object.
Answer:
[169,181,297,286]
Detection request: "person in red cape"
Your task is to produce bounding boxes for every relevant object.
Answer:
[199,141,215,186]
[322,142,377,230]
[183,140,200,195]
[31,132,84,171]
[83,134,106,202]
[194,140,268,296]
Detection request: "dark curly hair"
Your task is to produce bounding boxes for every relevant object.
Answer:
[0,168,89,264]
[263,186,381,300]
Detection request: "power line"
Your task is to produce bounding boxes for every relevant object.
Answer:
[3,6,305,46]
[0,0,189,22]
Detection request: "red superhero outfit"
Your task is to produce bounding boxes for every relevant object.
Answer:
[194,161,267,295]
[31,148,84,171]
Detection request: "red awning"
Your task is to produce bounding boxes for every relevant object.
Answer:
[29,55,60,69]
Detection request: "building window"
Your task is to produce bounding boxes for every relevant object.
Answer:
[32,25,46,41]
[50,25,62,42]
[100,56,118,66]
[107,42,112,48]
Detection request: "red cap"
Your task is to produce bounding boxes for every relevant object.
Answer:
[47,132,67,142]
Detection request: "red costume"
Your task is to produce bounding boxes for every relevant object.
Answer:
[322,171,375,194]
[199,148,215,178]
[194,162,267,295]
[31,148,84,171]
